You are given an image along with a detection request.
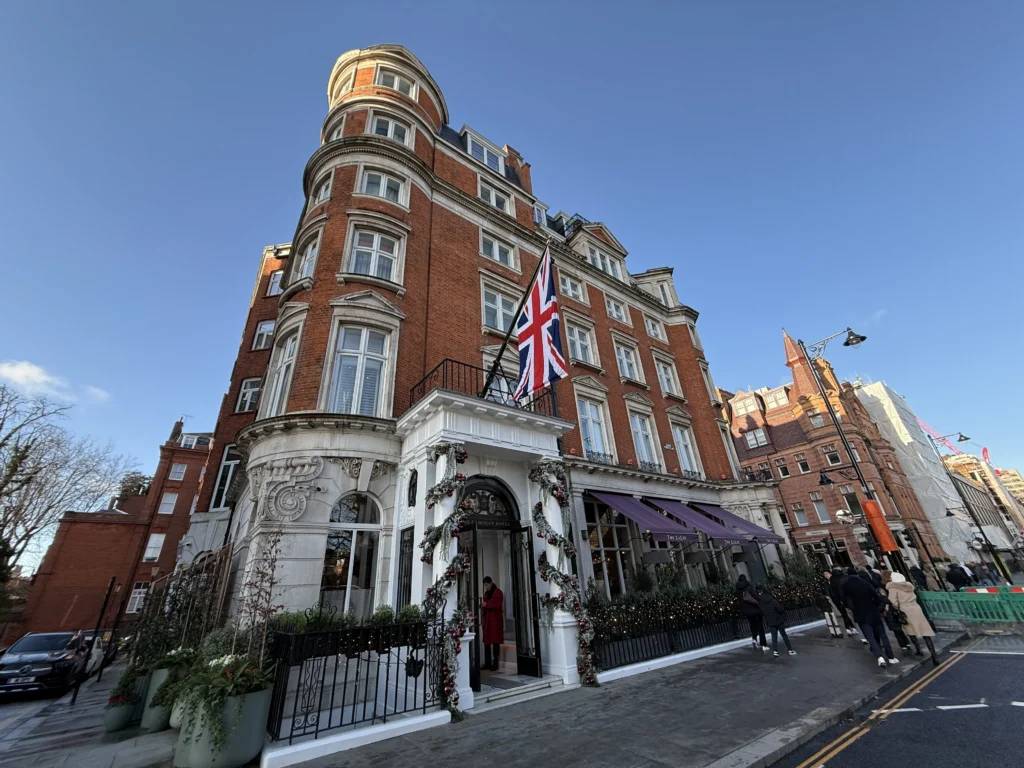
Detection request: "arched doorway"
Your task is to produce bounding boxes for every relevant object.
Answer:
[457,477,542,689]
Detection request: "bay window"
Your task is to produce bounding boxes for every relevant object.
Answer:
[330,326,389,417]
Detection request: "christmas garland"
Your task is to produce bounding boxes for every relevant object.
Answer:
[528,461,599,686]
[419,442,473,719]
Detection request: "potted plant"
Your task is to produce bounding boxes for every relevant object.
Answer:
[104,669,141,732]
[175,530,282,768]
[150,648,199,730]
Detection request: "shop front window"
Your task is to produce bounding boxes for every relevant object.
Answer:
[585,500,639,599]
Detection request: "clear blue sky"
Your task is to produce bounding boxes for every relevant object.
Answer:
[2,2,1023,478]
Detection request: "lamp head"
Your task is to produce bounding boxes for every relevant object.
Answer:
[843,328,867,348]
[818,471,834,488]
[957,433,970,443]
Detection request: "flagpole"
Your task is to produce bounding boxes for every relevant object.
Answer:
[478,239,552,399]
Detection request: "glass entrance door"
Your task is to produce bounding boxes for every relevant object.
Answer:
[509,526,542,678]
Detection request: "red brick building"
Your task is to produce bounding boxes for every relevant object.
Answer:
[181,44,787,695]
[2,422,210,645]
[723,332,942,569]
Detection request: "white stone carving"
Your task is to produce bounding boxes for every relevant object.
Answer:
[256,455,325,523]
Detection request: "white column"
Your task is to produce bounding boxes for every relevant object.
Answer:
[535,467,580,686]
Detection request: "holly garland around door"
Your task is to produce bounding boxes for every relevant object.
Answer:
[418,442,474,719]
[528,461,599,687]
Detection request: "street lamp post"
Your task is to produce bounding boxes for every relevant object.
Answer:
[927,434,1013,583]
[796,328,908,576]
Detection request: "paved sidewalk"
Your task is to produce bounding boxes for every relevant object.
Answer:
[0,662,174,768]
[297,628,963,768]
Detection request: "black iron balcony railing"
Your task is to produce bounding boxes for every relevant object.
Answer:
[638,460,662,474]
[409,358,557,417]
[679,469,703,481]
[743,468,774,482]
[584,450,616,466]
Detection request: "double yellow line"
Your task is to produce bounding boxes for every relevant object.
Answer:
[793,639,981,768]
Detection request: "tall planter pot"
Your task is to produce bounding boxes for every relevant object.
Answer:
[140,668,171,732]
[179,688,272,768]
[103,704,135,733]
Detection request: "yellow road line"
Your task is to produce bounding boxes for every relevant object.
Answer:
[793,641,979,768]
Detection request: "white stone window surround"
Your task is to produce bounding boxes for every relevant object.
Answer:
[625,393,666,470]
[558,270,588,304]
[293,226,324,283]
[668,415,704,477]
[309,170,333,209]
[316,291,404,419]
[374,63,418,100]
[338,210,410,295]
[602,289,633,327]
[357,166,407,208]
[258,303,308,420]
[610,329,646,386]
[479,227,520,273]
[252,319,276,351]
[325,115,346,144]
[334,156,429,210]
[644,314,666,342]
[687,322,703,350]
[330,67,356,105]
[718,418,743,478]
[651,349,683,399]
[698,359,719,404]
[562,307,601,371]
[479,268,523,338]
[478,178,513,216]
[585,241,625,282]
[571,375,618,463]
[366,107,414,149]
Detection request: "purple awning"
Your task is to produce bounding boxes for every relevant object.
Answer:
[588,492,698,543]
[689,502,784,543]
[645,498,749,546]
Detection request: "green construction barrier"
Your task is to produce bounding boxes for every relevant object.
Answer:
[918,590,1024,624]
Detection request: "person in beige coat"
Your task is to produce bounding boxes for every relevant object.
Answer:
[886,572,938,666]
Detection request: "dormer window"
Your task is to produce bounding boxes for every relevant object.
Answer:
[588,246,623,280]
[377,68,414,97]
[533,206,545,226]
[468,136,504,174]
[658,283,672,306]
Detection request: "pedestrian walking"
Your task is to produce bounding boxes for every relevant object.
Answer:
[735,574,768,652]
[886,572,939,666]
[971,562,992,586]
[825,568,857,637]
[879,571,913,652]
[758,588,797,657]
[946,564,969,591]
[843,569,899,667]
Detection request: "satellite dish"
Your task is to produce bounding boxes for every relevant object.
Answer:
[835,509,856,525]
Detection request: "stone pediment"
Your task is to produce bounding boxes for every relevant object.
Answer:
[329,290,406,320]
[572,375,608,393]
[624,391,654,407]
[665,404,691,420]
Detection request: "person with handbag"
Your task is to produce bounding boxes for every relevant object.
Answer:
[735,574,768,652]
[879,571,913,652]
[886,572,939,666]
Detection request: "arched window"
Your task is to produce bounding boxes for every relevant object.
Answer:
[320,493,381,622]
[407,470,418,507]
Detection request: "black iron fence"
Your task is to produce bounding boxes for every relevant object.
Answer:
[266,619,443,744]
[592,605,822,671]
[409,358,557,417]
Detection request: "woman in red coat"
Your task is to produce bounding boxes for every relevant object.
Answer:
[481,576,504,671]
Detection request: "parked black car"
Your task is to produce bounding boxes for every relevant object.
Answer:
[0,632,89,692]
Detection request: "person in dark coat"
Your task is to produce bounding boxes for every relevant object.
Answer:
[480,576,504,671]
[825,568,857,636]
[758,589,797,657]
[845,567,869,645]
[843,570,897,667]
[946,565,969,591]
[909,566,929,591]
[735,574,768,651]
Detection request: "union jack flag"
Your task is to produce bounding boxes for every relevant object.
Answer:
[512,245,568,400]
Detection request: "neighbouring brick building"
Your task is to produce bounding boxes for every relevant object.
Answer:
[1,422,210,645]
[180,44,788,703]
[723,332,941,570]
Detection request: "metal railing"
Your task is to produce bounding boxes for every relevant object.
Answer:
[592,605,822,671]
[266,619,443,744]
[918,589,1024,624]
[743,468,774,482]
[409,358,557,417]
[585,450,616,465]
[638,460,662,474]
